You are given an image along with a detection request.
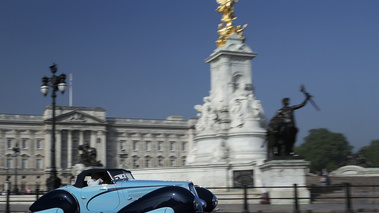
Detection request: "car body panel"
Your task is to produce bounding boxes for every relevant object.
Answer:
[80,185,120,212]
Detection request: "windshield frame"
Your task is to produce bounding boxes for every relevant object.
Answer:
[108,170,134,183]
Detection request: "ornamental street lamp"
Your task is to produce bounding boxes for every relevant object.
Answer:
[12,144,20,194]
[41,63,66,191]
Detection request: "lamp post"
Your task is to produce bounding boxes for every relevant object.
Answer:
[12,143,20,194]
[41,63,66,191]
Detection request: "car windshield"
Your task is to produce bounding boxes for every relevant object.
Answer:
[108,170,134,182]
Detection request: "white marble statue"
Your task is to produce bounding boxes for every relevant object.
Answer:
[229,83,265,128]
[194,97,219,131]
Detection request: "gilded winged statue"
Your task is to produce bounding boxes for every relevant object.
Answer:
[216,0,247,47]
[216,0,237,23]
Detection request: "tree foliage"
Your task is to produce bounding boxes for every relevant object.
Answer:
[294,128,353,172]
[359,140,379,167]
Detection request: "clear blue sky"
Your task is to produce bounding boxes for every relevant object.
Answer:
[1,0,378,151]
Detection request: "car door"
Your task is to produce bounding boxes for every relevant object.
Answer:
[80,184,120,212]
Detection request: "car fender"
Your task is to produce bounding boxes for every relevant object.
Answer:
[118,186,196,213]
[29,190,79,213]
[195,186,218,212]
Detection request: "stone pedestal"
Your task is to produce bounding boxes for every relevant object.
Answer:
[187,34,267,170]
[132,162,262,188]
[259,159,310,204]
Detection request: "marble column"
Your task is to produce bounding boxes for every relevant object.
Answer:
[56,130,61,170]
[30,131,36,168]
[99,131,106,167]
[44,130,51,170]
[79,130,84,146]
[0,129,5,167]
[90,131,96,148]
[67,130,72,168]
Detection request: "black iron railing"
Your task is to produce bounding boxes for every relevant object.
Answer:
[2,184,379,213]
[206,183,379,213]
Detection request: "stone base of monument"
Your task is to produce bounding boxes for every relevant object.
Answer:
[132,163,255,188]
[131,162,269,204]
[259,159,310,204]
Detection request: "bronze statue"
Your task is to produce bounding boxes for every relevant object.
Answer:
[78,143,103,167]
[266,85,316,158]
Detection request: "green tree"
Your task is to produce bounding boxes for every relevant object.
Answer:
[294,128,353,172]
[359,140,379,167]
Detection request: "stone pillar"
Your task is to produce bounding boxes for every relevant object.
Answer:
[99,131,106,167]
[90,131,96,148]
[0,129,5,167]
[56,130,61,169]
[44,130,51,170]
[79,130,84,146]
[30,130,36,168]
[163,134,169,167]
[67,130,72,168]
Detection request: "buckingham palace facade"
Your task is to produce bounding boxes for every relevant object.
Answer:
[0,106,196,192]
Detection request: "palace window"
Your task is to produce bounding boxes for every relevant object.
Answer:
[7,159,12,168]
[120,159,125,167]
[133,141,138,151]
[22,159,27,169]
[170,141,175,151]
[133,159,139,168]
[145,158,151,168]
[36,139,42,149]
[157,141,163,151]
[36,159,42,169]
[145,141,151,151]
[7,139,12,149]
[157,159,163,167]
[22,139,28,149]
[170,159,175,166]
[182,142,187,151]
[120,140,126,150]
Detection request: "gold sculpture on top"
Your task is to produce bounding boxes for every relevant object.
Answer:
[216,0,247,47]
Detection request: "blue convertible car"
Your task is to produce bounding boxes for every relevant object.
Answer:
[29,168,218,213]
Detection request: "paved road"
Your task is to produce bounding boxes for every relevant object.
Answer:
[218,203,379,212]
[2,203,379,213]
